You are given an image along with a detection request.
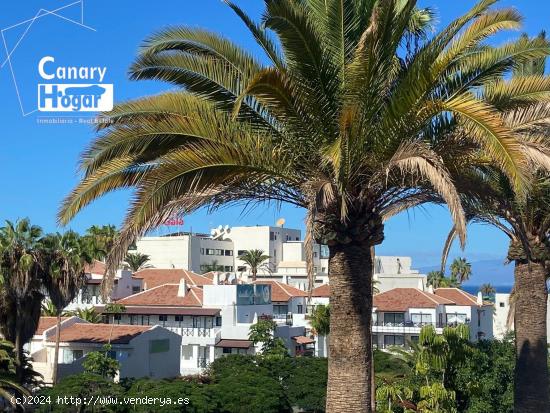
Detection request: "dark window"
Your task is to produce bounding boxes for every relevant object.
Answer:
[159,315,168,322]
[114,314,121,321]
[410,336,419,343]
[132,286,141,294]
[297,304,303,314]
[225,250,233,256]
[224,266,233,272]
[383,313,405,325]
[384,335,404,346]
[175,315,184,322]
[216,316,222,326]
[270,232,275,241]
[200,248,205,254]
[499,302,505,308]
[237,250,246,256]
[237,266,246,272]
[223,348,232,354]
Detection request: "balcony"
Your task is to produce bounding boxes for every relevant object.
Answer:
[372,320,470,334]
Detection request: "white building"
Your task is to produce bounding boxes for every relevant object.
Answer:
[373,256,427,293]
[372,287,493,348]
[29,317,181,384]
[493,293,550,342]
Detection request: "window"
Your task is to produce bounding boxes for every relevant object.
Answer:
[273,249,276,258]
[200,248,205,254]
[224,266,233,272]
[410,336,419,343]
[237,250,246,256]
[128,243,137,251]
[225,250,233,256]
[114,314,121,321]
[159,315,168,322]
[410,313,433,326]
[132,286,141,294]
[270,231,276,241]
[446,313,468,325]
[314,252,318,258]
[384,335,405,347]
[383,313,405,326]
[149,339,170,354]
[216,316,222,326]
[237,266,246,272]
[175,315,184,322]
[295,237,299,241]
[273,304,288,316]
[223,348,232,354]
[205,249,216,255]
[499,302,505,308]
[63,349,83,363]
[297,304,303,314]
[321,267,326,273]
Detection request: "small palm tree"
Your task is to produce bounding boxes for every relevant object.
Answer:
[427,271,445,288]
[237,250,271,281]
[201,259,224,274]
[41,300,58,317]
[68,307,103,323]
[124,252,151,272]
[41,231,91,384]
[480,283,496,299]
[309,304,330,337]
[450,258,472,284]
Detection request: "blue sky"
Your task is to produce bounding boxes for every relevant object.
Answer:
[0,0,547,270]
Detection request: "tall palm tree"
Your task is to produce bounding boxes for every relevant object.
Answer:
[83,225,118,262]
[58,2,549,411]
[237,250,271,281]
[480,283,496,299]
[440,32,550,412]
[450,257,472,284]
[124,252,151,272]
[0,219,44,382]
[0,339,30,407]
[41,231,91,384]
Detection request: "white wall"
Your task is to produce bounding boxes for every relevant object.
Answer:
[135,236,191,269]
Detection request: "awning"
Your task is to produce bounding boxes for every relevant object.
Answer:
[292,336,315,345]
[215,339,253,349]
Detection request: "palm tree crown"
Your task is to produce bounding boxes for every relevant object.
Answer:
[124,252,151,272]
[450,257,472,284]
[237,249,271,281]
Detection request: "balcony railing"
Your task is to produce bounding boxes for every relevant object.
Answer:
[169,327,215,337]
[197,358,208,369]
[373,320,470,329]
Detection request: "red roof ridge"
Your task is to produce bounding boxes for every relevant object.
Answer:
[416,288,454,305]
[118,283,174,302]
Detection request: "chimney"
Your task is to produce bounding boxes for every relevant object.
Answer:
[212,272,219,285]
[282,274,288,284]
[477,291,483,306]
[418,279,424,291]
[428,285,434,294]
[177,279,187,297]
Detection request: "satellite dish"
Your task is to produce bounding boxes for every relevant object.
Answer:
[276,218,286,227]
[210,229,216,236]
[217,225,223,231]
[224,225,230,232]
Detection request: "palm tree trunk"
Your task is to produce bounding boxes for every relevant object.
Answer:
[514,260,549,412]
[52,312,62,385]
[252,268,257,282]
[326,242,373,413]
[14,306,25,384]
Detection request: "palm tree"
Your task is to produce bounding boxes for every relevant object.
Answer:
[441,32,550,412]
[201,259,224,274]
[41,299,59,316]
[427,271,445,288]
[450,257,472,284]
[124,252,151,272]
[0,339,31,407]
[480,283,496,299]
[0,219,44,382]
[309,304,330,337]
[67,307,102,323]
[237,250,271,281]
[83,225,118,261]
[58,2,547,411]
[41,231,91,384]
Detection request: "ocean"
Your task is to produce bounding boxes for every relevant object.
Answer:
[462,285,512,295]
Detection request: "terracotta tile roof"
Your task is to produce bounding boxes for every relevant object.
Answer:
[312,284,330,297]
[215,339,253,349]
[434,288,480,306]
[292,336,315,345]
[84,260,106,275]
[36,317,70,335]
[252,280,307,302]
[132,269,213,289]
[374,288,454,312]
[117,284,203,307]
[47,323,151,345]
[96,306,220,316]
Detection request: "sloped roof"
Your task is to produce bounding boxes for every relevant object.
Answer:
[252,280,307,302]
[84,260,106,275]
[311,284,330,297]
[117,284,203,307]
[374,288,454,312]
[215,339,253,349]
[97,306,220,316]
[132,269,212,289]
[36,317,70,335]
[47,323,151,345]
[435,288,480,306]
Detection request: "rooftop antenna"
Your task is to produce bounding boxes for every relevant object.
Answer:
[276,218,286,228]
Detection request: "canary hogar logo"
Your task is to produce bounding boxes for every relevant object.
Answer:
[37,56,113,112]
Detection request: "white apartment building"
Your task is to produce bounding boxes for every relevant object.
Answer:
[372,287,493,348]
[493,292,550,343]
[373,256,427,293]
[29,317,181,384]
[96,279,310,375]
